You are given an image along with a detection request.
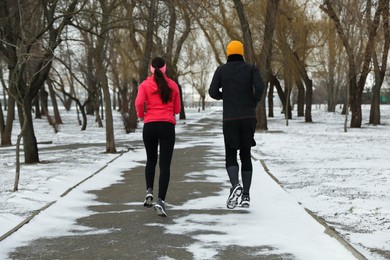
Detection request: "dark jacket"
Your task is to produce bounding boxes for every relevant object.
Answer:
[209,55,264,121]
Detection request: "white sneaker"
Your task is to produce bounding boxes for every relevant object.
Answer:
[143,188,153,208]
[226,184,243,209]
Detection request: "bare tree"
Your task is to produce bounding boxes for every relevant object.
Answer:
[0,1,81,162]
[321,0,387,128]
[0,0,83,191]
[327,18,337,112]
[182,39,210,110]
[370,0,390,125]
[90,0,121,153]
[259,0,280,125]
[233,0,256,64]
[162,0,193,120]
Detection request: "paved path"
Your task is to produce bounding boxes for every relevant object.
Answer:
[1,112,360,259]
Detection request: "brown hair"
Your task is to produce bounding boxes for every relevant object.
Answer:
[152,57,171,104]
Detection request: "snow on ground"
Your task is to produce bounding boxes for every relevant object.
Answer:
[164,158,356,260]
[253,105,390,259]
[0,108,137,236]
[0,104,389,259]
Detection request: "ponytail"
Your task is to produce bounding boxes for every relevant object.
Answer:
[151,57,172,104]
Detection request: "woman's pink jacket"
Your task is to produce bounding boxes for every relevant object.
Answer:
[135,75,181,125]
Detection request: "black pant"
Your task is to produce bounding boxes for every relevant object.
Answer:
[143,122,175,201]
[223,118,256,194]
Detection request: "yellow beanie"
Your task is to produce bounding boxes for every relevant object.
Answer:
[226,40,244,56]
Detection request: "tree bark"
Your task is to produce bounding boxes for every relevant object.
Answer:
[40,89,49,117]
[47,79,63,124]
[128,79,138,131]
[95,0,117,153]
[1,95,15,146]
[269,73,291,117]
[268,82,274,118]
[370,0,389,125]
[352,0,385,127]
[257,0,280,130]
[233,0,256,64]
[305,78,313,123]
[18,98,39,163]
[234,0,279,130]
[139,0,157,83]
[167,1,191,120]
[296,79,305,117]
[327,20,336,112]
[288,50,313,122]
[0,99,4,142]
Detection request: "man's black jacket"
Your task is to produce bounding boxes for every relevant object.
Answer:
[209,55,264,121]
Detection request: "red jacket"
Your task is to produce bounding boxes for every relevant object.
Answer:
[135,75,181,125]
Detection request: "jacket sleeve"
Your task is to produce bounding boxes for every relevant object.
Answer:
[135,82,146,118]
[209,66,223,100]
[252,65,264,104]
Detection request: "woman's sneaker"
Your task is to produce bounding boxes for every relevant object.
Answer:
[143,188,153,208]
[240,194,250,208]
[154,198,168,217]
[226,183,243,209]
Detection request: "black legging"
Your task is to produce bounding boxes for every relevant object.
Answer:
[143,122,175,201]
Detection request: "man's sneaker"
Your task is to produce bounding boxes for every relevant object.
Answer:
[154,198,168,217]
[226,183,243,209]
[143,188,153,208]
[240,194,250,208]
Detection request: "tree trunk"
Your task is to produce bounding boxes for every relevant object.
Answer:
[47,79,63,124]
[0,100,4,142]
[234,0,263,127]
[95,0,117,153]
[285,85,292,120]
[120,84,131,134]
[128,79,138,131]
[370,53,382,125]
[101,79,116,153]
[82,37,97,116]
[112,84,117,111]
[370,80,381,125]
[139,0,157,83]
[0,64,7,110]
[257,0,280,130]
[165,1,191,121]
[14,103,29,191]
[268,82,274,117]
[18,99,39,164]
[269,73,290,116]
[296,79,305,117]
[1,95,15,146]
[80,105,88,131]
[233,0,256,64]
[93,94,103,127]
[327,20,336,112]
[40,89,49,117]
[352,0,385,127]
[370,1,389,125]
[344,79,350,132]
[34,95,42,119]
[305,78,313,123]
[178,83,186,120]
